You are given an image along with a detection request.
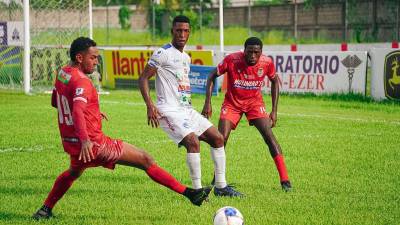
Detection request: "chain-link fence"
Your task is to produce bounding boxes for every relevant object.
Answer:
[0,0,91,92]
[210,0,400,43]
[30,0,90,92]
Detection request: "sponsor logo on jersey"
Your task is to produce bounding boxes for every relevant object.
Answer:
[57,70,71,84]
[384,50,400,100]
[75,88,84,96]
[257,68,263,77]
[233,79,264,90]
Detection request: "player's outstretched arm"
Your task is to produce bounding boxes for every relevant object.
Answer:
[73,100,95,162]
[269,75,279,128]
[202,68,219,119]
[139,65,161,128]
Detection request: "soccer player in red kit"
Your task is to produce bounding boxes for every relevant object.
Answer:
[202,37,292,192]
[32,37,211,220]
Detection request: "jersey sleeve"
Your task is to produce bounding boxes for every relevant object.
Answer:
[148,48,168,69]
[70,78,93,141]
[71,78,93,104]
[266,60,276,80]
[216,56,230,75]
[72,100,89,141]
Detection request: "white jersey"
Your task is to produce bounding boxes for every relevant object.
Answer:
[148,43,192,108]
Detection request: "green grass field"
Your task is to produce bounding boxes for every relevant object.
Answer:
[0,90,399,225]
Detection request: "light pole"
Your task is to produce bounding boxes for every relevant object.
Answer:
[248,0,251,36]
[199,0,203,44]
[106,0,110,45]
[152,0,156,42]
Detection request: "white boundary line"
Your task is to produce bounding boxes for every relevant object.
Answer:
[0,146,44,153]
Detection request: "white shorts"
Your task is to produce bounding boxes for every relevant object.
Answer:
[158,107,213,144]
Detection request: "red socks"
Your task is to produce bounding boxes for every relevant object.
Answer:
[273,154,289,182]
[43,164,187,209]
[146,164,186,194]
[44,170,78,208]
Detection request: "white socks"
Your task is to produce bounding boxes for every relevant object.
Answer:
[186,153,202,189]
[186,147,227,189]
[210,146,227,188]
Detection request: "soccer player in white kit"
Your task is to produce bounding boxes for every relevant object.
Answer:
[139,15,242,197]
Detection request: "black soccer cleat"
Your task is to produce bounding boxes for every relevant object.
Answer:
[184,186,212,206]
[281,180,292,192]
[32,205,53,220]
[214,184,243,197]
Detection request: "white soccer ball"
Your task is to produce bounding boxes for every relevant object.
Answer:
[213,206,244,225]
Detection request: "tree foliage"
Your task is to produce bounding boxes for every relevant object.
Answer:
[119,5,132,30]
[0,0,22,20]
[148,1,215,36]
[93,0,141,6]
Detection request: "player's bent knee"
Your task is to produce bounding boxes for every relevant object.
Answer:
[69,168,84,178]
[182,134,200,153]
[213,132,225,147]
[141,152,155,169]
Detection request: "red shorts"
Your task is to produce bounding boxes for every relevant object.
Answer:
[220,101,268,129]
[68,137,124,170]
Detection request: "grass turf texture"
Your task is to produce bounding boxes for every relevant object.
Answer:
[0,90,399,225]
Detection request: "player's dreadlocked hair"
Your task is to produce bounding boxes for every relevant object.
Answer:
[70,37,97,62]
[173,15,190,26]
[244,37,263,49]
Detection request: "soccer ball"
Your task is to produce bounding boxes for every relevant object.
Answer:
[213,206,244,225]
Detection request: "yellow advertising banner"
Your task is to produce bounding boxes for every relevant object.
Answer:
[103,49,213,88]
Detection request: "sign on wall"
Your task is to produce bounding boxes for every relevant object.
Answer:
[189,65,218,95]
[370,48,400,100]
[0,21,23,46]
[6,21,23,46]
[263,51,367,95]
[103,49,213,88]
[0,22,7,45]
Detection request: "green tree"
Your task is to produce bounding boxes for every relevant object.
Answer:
[119,5,132,30]
[93,0,141,6]
[0,0,22,20]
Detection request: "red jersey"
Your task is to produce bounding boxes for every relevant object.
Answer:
[52,65,105,155]
[217,51,276,109]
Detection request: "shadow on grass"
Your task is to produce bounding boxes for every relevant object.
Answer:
[0,186,49,196]
[0,211,110,223]
[0,211,33,222]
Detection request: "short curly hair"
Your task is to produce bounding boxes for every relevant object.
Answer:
[69,37,97,62]
[172,15,190,26]
[244,37,263,49]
